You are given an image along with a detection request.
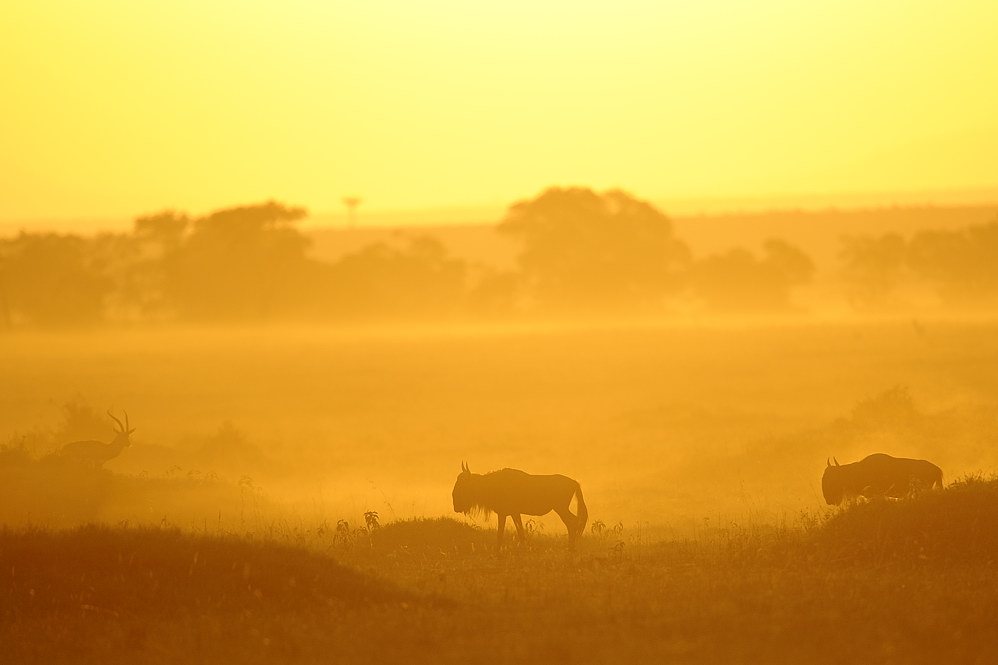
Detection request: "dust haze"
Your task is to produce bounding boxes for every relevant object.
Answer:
[6,189,998,663]
[3,188,998,535]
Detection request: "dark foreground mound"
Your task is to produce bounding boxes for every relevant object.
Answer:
[810,475,998,564]
[0,525,414,620]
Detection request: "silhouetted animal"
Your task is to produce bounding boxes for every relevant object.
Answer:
[822,453,943,505]
[59,410,135,468]
[452,462,588,548]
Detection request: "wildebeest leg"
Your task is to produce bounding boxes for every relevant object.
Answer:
[496,513,507,549]
[511,514,525,543]
[554,506,577,544]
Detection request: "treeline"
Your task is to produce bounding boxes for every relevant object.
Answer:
[1,188,996,327]
[0,199,481,327]
[841,224,998,310]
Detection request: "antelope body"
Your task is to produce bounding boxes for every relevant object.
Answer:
[59,410,134,468]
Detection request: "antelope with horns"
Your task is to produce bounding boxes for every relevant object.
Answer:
[59,410,135,468]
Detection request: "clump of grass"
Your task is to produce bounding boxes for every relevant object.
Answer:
[0,436,35,467]
[369,517,491,556]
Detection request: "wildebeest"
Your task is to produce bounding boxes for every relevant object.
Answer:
[452,462,588,548]
[822,453,943,505]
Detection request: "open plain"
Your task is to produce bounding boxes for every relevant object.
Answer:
[2,320,998,663]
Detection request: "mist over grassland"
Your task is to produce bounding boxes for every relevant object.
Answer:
[3,319,997,535]
[4,189,998,531]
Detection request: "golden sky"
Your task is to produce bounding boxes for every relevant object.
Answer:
[2,1,997,229]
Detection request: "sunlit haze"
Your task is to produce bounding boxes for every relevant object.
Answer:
[4,5,998,662]
[3,1,997,230]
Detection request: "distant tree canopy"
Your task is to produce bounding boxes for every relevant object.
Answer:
[134,210,190,255]
[0,201,318,327]
[22,189,998,327]
[498,187,690,311]
[908,221,998,304]
[320,235,468,319]
[839,218,998,309]
[689,239,814,311]
[0,232,112,326]
[0,190,821,327]
[163,201,313,320]
[0,199,490,327]
[840,233,908,310]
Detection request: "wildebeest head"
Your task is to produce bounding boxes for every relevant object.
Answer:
[452,461,474,513]
[822,457,844,505]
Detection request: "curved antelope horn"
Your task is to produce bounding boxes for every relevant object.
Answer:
[461,461,469,473]
[107,409,125,433]
[826,458,831,468]
[124,410,135,434]
[833,457,840,466]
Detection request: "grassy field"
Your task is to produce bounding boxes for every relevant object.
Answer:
[2,476,997,664]
[2,320,998,662]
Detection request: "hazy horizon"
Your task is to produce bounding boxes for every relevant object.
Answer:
[4,184,998,236]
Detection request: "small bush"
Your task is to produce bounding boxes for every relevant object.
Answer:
[370,517,490,555]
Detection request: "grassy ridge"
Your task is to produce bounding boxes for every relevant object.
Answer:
[1,525,414,616]
[2,479,997,664]
[1,525,424,663]
[811,475,998,565]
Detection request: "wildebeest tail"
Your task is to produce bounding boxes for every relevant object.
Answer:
[575,483,588,535]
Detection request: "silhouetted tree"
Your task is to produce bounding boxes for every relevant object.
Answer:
[164,201,314,320]
[134,210,189,256]
[0,232,112,326]
[498,187,690,312]
[321,235,467,319]
[118,210,192,320]
[689,239,814,311]
[907,220,998,306]
[465,268,521,318]
[0,253,11,329]
[839,233,908,310]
